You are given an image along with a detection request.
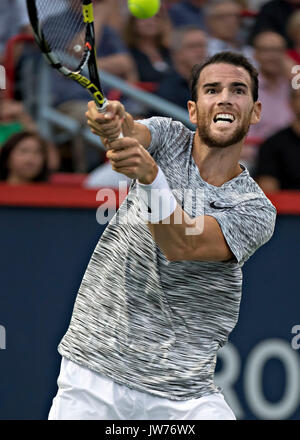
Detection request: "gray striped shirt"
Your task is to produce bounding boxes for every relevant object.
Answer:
[58,117,276,400]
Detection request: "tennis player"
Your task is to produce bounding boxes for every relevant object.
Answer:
[48,51,276,420]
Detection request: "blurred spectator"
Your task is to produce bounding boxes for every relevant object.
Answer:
[205,0,254,61]
[285,10,300,67]
[243,31,293,172]
[248,31,293,141]
[249,0,300,47]
[0,0,31,64]
[0,92,37,144]
[156,26,207,109]
[123,12,172,88]
[248,0,270,11]
[255,86,300,192]
[0,92,60,172]
[107,0,130,34]
[167,0,207,29]
[0,131,50,184]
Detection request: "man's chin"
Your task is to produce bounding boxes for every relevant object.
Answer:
[199,126,249,149]
[203,134,239,149]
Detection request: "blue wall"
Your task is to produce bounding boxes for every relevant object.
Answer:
[0,206,299,420]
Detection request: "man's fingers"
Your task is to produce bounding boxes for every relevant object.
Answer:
[106,146,139,161]
[106,137,138,151]
[107,100,126,120]
[87,100,125,121]
[87,116,122,131]
[86,112,117,126]
[110,157,139,169]
[110,164,139,179]
[87,118,122,141]
[90,123,121,138]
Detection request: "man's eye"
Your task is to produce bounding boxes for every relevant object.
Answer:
[235,88,245,94]
[207,89,216,94]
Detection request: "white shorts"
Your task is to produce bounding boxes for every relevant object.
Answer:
[48,357,236,420]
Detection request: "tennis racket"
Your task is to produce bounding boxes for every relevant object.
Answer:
[26,0,119,120]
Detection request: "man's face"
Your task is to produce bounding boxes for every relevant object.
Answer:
[188,63,261,148]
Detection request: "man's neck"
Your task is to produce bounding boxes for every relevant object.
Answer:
[192,131,244,186]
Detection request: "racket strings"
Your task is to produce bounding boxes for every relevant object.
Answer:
[34,0,87,71]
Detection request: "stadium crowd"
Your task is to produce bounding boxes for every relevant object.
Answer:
[0,0,300,192]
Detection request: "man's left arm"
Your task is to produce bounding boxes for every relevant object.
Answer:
[146,197,276,264]
[136,165,276,264]
[100,131,276,265]
[147,208,234,262]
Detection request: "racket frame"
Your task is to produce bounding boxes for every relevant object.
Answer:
[26,0,108,111]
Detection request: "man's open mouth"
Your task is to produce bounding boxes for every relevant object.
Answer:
[213,113,235,124]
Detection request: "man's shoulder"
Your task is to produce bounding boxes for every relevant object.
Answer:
[138,116,194,145]
[138,116,192,134]
[136,117,194,160]
[225,168,277,212]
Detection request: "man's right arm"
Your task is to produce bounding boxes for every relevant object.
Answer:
[86,100,151,149]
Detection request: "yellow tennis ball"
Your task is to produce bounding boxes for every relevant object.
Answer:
[128,0,161,19]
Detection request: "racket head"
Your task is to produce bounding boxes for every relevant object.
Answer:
[26,0,107,110]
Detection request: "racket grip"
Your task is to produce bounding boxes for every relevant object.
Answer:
[96,101,123,139]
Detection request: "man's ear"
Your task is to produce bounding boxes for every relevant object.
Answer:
[188,100,197,124]
[250,100,262,125]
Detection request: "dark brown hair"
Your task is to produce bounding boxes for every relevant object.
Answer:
[189,51,259,103]
[0,131,50,182]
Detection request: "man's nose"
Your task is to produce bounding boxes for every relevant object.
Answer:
[217,88,232,105]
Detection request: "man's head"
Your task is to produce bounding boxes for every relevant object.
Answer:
[205,0,242,43]
[188,51,261,148]
[171,26,207,79]
[253,31,287,78]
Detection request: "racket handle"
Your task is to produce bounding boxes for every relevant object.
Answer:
[96,100,123,139]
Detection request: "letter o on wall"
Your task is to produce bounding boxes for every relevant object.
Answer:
[244,339,300,419]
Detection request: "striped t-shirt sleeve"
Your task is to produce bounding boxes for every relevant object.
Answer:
[137,117,191,162]
[210,200,276,266]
